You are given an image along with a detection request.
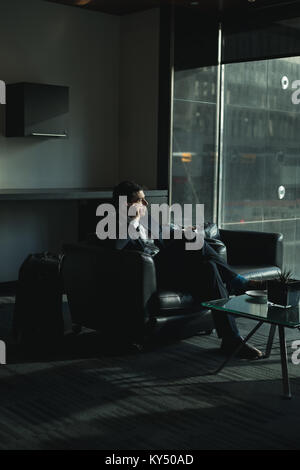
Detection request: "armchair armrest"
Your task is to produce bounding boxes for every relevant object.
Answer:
[219,229,283,269]
[205,237,227,262]
[62,243,157,341]
[124,249,158,325]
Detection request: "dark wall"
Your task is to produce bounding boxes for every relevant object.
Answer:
[0,0,119,281]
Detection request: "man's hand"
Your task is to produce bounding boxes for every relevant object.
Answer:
[128,202,147,221]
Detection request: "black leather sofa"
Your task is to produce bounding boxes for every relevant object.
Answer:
[61,229,283,345]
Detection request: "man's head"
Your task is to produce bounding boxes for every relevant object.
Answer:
[112,181,148,209]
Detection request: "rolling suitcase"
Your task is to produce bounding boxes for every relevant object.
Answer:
[13,252,64,350]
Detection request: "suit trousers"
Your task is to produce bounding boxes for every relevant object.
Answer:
[154,239,240,339]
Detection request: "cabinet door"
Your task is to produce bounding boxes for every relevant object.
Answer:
[24,83,69,137]
[6,82,69,137]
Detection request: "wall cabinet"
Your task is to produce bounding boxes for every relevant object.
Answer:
[6,82,69,137]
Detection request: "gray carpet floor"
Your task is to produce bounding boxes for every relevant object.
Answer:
[1,296,300,450]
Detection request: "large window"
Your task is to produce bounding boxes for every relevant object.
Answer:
[172,13,300,276]
[221,57,300,274]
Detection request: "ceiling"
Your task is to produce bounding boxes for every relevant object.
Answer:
[45,0,300,17]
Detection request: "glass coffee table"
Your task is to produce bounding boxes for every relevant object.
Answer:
[202,294,300,399]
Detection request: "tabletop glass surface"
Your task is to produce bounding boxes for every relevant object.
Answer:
[202,294,300,328]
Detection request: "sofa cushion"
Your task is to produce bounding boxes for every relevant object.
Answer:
[155,289,206,317]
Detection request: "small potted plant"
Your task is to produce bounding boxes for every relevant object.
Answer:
[267,269,300,307]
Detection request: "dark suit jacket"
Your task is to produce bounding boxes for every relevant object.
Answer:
[114,215,167,252]
[87,214,167,253]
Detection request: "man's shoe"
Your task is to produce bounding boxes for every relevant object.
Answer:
[221,337,263,360]
[228,275,266,295]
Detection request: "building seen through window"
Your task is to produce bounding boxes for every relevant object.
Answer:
[172,16,300,277]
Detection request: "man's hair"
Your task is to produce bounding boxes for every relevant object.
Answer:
[112,181,144,206]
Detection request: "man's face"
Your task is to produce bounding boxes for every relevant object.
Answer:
[128,190,148,218]
[129,190,148,207]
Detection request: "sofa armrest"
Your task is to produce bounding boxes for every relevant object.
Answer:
[219,229,283,269]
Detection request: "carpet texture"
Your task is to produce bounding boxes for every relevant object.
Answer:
[0,297,300,450]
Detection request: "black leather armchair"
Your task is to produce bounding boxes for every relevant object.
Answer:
[61,229,283,345]
[219,229,283,281]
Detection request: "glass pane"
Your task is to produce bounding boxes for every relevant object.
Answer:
[174,67,217,102]
[265,57,300,221]
[221,56,300,277]
[224,60,268,108]
[221,60,268,225]
[172,67,217,222]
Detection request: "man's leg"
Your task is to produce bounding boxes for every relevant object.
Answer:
[201,241,265,293]
[193,259,262,358]
[197,259,240,340]
[155,243,240,339]
[155,240,262,358]
[201,241,239,288]
[159,238,238,287]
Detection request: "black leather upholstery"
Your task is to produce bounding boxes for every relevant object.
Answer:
[219,229,283,272]
[61,228,283,344]
[156,290,199,315]
[205,238,227,262]
[204,222,220,239]
[62,243,157,342]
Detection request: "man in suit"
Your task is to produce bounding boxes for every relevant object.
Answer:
[100,180,264,359]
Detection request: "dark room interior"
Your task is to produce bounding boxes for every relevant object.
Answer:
[1,0,300,453]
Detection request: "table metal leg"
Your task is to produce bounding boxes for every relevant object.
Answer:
[264,324,276,358]
[278,326,292,399]
[213,320,264,375]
